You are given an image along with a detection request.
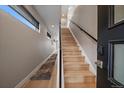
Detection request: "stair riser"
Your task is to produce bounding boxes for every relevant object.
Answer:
[84,76,96,83]
[64,62,89,68]
[64,66,89,71]
[63,52,81,55]
[62,44,79,47]
[64,62,85,65]
[62,47,79,50]
[62,37,74,39]
[63,49,80,52]
[63,55,82,57]
[62,42,76,44]
[62,43,77,45]
[62,41,75,42]
[62,40,75,42]
[63,49,81,52]
[62,46,78,48]
[62,44,78,47]
[63,53,81,57]
[62,39,75,41]
[64,57,84,62]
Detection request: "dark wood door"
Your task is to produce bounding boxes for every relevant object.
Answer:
[97,5,124,88]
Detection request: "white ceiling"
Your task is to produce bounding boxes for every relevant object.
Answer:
[34,5,61,38]
[61,5,69,18]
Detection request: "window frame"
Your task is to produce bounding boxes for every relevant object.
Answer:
[9,5,40,30]
[108,5,124,29]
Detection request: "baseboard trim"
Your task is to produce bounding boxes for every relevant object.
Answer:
[15,50,56,88]
[69,27,96,75]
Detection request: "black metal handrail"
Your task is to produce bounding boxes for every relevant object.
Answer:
[59,22,61,88]
[70,20,97,42]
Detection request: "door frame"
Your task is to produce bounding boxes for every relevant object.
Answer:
[97,5,124,88]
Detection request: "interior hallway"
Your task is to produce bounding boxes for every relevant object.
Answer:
[0,5,97,88]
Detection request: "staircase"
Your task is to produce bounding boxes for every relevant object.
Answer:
[61,28,96,88]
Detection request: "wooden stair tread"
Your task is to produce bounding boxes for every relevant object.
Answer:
[63,51,81,53]
[63,49,79,51]
[64,65,89,71]
[62,43,77,45]
[64,73,95,83]
[62,45,77,46]
[64,77,95,83]
[64,60,84,62]
[62,42,76,44]
[62,36,73,38]
[63,54,82,56]
[62,38,74,40]
[63,51,81,55]
[64,71,95,77]
[64,57,84,60]
[63,50,81,52]
[62,45,78,47]
[62,38,75,39]
[62,47,79,50]
[62,46,79,48]
[63,55,84,57]
[63,54,81,56]
[65,82,96,88]
[64,64,89,67]
[64,62,85,65]
[24,80,50,88]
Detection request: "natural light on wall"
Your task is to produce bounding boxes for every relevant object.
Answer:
[67,5,77,27]
[0,5,38,31]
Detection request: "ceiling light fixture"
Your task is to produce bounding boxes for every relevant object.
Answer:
[51,25,55,28]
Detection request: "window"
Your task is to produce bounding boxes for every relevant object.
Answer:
[0,5,39,31]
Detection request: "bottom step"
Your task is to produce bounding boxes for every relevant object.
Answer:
[65,82,96,88]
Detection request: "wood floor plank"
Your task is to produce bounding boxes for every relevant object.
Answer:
[24,80,50,88]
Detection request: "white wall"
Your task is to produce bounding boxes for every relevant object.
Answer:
[0,6,53,87]
[69,5,97,75]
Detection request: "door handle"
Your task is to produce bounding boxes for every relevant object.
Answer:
[95,60,103,69]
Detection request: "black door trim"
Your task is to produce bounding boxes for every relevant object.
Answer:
[108,39,124,87]
[108,5,124,29]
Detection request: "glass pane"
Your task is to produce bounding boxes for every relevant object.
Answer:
[10,5,39,29]
[0,5,36,30]
[114,44,124,85]
[114,6,124,24]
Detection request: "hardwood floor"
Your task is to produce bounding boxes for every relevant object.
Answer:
[61,28,96,88]
[23,80,50,88]
[23,65,57,88]
[23,55,57,88]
